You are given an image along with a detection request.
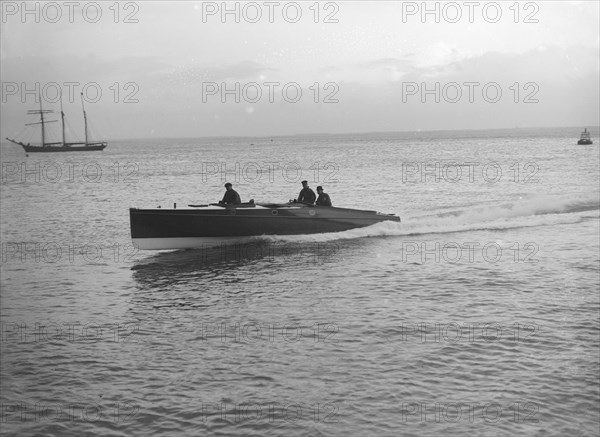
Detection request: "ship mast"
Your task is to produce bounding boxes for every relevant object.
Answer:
[60,91,66,146]
[25,93,55,147]
[81,92,88,146]
[40,96,46,146]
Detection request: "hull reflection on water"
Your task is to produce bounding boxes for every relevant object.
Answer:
[131,239,349,288]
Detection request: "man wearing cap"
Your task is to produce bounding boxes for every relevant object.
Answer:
[297,180,316,204]
[315,186,332,206]
[220,182,242,205]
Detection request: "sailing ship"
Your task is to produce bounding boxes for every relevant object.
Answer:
[577,128,593,145]
[6,93,107,152]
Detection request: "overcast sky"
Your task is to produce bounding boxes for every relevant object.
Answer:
[1,1,599,139]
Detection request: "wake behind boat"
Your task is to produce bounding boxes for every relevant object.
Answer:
[6,92,107,153]
[130,202,400,250]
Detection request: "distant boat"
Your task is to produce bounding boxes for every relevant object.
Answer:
[577,128,593,145]
[6,93,107,152]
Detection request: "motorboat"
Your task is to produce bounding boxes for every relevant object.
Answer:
[577,128,593,145]
[130,202,400,250]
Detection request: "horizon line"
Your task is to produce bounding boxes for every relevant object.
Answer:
[1,124,598,146]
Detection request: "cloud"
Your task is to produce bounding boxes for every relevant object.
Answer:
[348,45,598,85]
[2,44,597,138]
[164,60,278,84]
[1,55,170,83]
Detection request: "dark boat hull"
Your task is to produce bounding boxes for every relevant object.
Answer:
[21,143,107,152]
[577,139,593,145]
[130,204,400,250]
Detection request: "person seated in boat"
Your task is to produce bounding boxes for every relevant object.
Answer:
[297,180,316,204]
[315,186,332,206]
[219,182,241,205]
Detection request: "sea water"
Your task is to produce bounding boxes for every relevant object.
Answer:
[1,127,598,436]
